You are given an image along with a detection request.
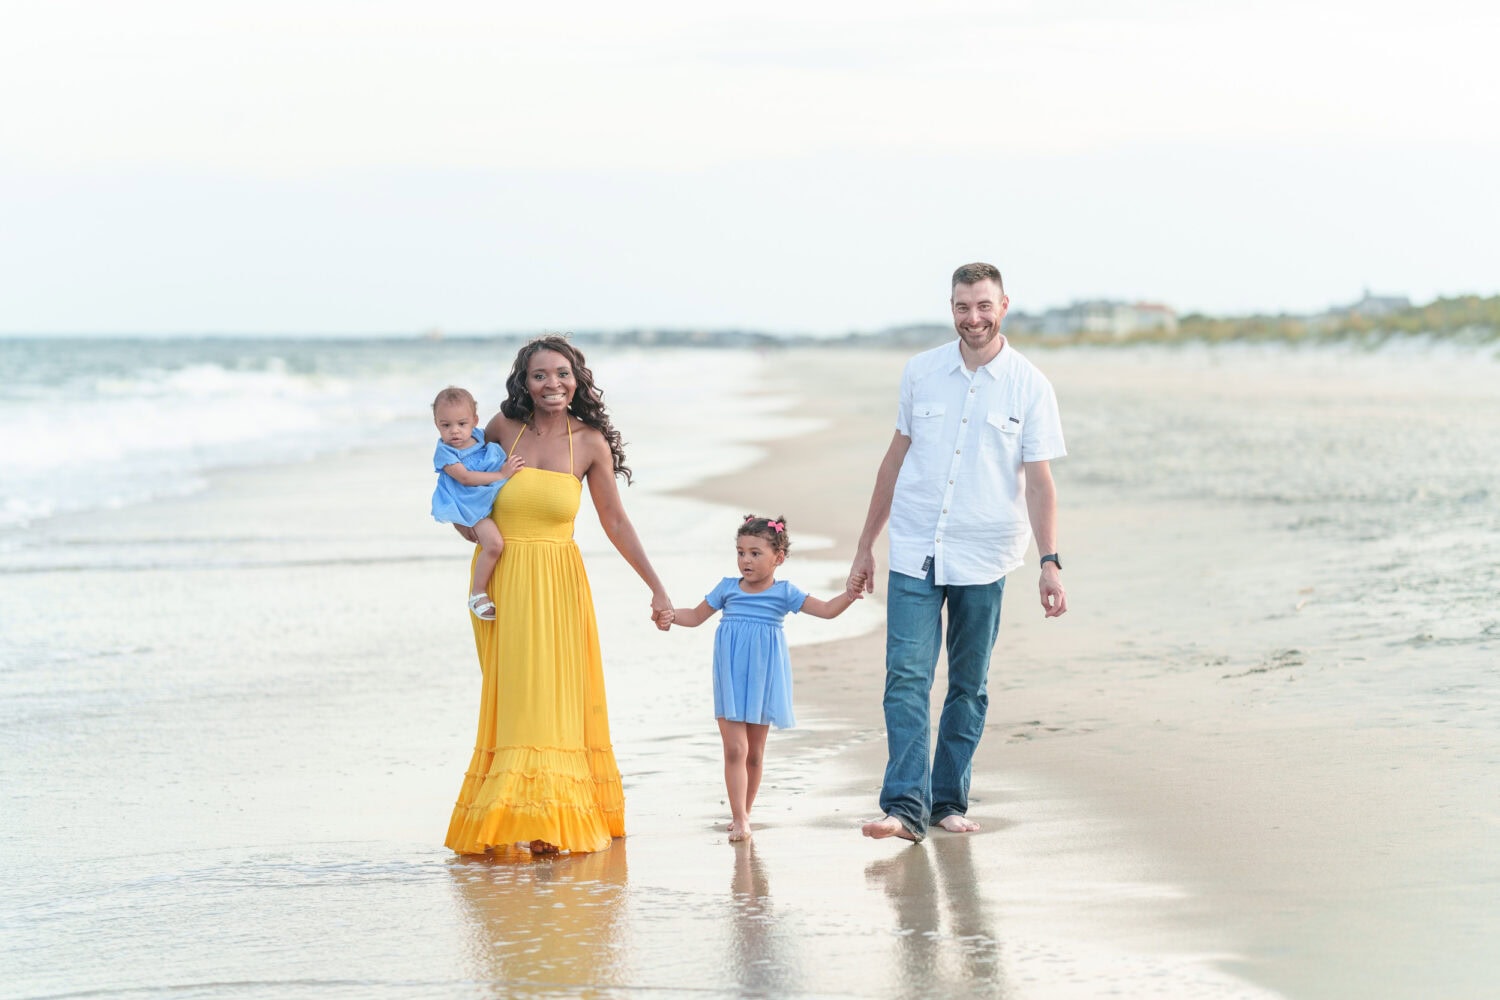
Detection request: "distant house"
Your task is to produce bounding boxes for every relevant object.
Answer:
[1305,289,1413,331]
[1009,299,1178,338]
[1346,289,1411,318]
[1113,302,1178,336]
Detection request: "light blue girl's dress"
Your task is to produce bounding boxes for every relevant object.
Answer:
[431,428,508,527]
[706,576,807,729]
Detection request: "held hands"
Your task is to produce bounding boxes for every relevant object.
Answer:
[847,550,876,597]
[650,592,675,631]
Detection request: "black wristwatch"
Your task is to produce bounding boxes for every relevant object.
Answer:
[1040,553,1062,571]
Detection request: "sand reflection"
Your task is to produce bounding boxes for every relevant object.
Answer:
[864,837,1008,997]
[448,843,630,997]
[723,840,798,994]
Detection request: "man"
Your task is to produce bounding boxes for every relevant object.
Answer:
[849,262,1067,842]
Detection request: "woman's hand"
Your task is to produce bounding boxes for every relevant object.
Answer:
[651,592,674,631]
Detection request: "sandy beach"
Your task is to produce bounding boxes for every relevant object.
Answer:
[4,340,1498,999]
[725,345,1499,999]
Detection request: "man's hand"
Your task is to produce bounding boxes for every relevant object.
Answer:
[848,549,876,596]
[1039,566,1067,618]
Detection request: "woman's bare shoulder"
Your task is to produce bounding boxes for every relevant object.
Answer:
[486,412,522,443]
[571,419,609,451]
[570,416,606,440]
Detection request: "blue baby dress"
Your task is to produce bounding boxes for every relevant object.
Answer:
[431,428,508,527]
[706,576,807,728]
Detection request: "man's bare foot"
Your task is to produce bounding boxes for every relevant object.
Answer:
[861,815,918,841]
[528,839,560,854]
[727,820,752,842]
[936,814,980,833]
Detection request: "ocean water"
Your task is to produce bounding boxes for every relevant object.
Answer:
[2,337,419,530]
[0,335,808,534]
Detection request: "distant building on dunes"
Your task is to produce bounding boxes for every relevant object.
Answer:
[1007,300,1178,338]
[1345,289,1412,318]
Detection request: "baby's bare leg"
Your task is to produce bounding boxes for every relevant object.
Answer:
[469,517,504,596]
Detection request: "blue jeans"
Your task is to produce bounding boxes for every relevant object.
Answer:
[879,567,1004,840]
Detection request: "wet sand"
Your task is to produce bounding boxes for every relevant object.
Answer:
[703,345,1500,1000]
[7,342,1498,999]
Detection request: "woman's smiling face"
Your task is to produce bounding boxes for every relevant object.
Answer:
[526,349,577,415]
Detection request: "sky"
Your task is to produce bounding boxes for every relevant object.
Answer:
[2,1,1498,336]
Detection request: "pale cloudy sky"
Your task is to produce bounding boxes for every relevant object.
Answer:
[2,1,1497,334]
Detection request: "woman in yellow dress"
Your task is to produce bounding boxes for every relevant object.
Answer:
[445,336,674,856]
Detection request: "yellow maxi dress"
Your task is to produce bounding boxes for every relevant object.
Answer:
[444,443,625,854]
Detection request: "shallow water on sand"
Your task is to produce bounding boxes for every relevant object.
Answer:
[0,341,1271,999]
[7,339,1497,998]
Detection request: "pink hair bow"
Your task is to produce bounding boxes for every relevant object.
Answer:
[768,520,784,532]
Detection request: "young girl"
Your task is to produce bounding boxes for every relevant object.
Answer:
[430,386,523,620]
[665,515,861,841]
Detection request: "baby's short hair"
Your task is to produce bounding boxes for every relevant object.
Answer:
[432,386,478,414]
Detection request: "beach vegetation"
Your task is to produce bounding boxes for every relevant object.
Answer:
[1002,294,1500,348]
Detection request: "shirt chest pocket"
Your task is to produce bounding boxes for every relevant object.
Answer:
[910,401,947,445]
[982,410,1023,464]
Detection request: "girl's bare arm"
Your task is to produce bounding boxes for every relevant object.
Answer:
[669,600,717,628]
[801,589,861,620]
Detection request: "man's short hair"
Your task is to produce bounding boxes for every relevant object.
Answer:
[952,262,1004,295]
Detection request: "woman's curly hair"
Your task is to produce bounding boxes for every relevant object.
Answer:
[500,334,632,483]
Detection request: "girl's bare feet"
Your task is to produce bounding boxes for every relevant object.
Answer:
[528,839,560,854]
[727,820,752,842]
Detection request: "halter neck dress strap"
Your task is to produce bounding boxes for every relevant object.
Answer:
[509,418,577,478]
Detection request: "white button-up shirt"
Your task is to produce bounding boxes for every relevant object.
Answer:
[888,339,1066,585]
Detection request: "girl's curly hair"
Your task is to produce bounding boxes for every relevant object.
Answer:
[739,514,791,556]
[500,335,632,483]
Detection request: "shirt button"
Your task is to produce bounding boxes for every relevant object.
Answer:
[942,508,947,513]
[955,449,961,454]
[948,480,953,484]
[962,418,967,423]
[969,388,976,394]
